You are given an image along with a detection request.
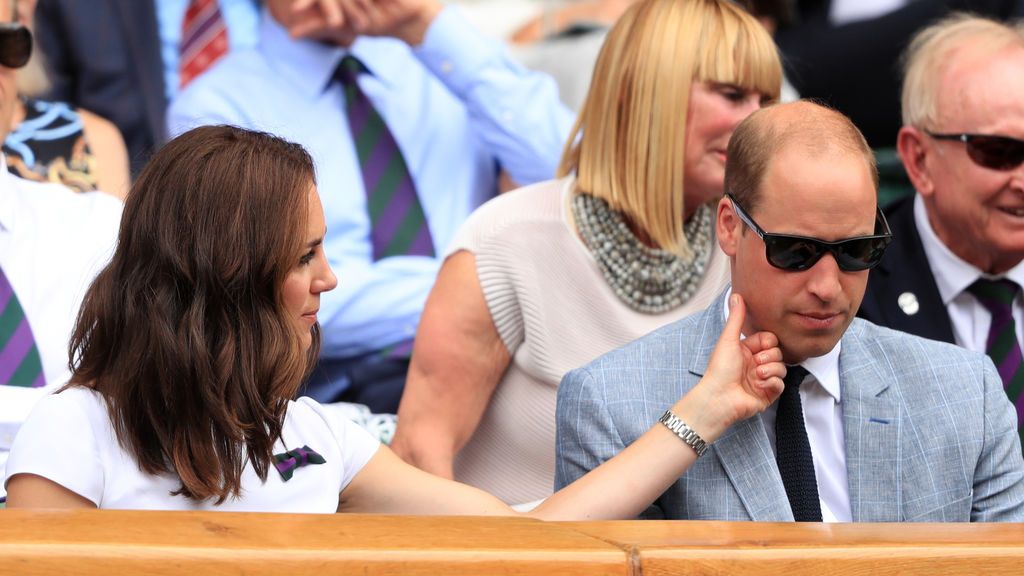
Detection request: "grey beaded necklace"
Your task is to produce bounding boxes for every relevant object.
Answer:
[572,192,713,314]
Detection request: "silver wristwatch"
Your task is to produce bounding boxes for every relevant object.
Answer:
[658,410,709,457]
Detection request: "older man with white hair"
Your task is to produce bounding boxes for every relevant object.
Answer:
[859,14,1024,446]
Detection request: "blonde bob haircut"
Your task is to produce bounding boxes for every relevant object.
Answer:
[558,0,782,259]
[902,13,1024,128]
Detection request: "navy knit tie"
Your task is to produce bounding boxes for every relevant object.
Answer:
[776,365,822,522]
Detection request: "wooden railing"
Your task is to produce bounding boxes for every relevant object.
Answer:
[1,510,1023,575]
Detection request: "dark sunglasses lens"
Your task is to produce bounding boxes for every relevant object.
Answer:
[765,237,822,271]
[835,239,888,271]
[968,136,1024,170]
[0,25,31,69]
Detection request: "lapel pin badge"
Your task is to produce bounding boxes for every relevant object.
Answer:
[897,292,919,316]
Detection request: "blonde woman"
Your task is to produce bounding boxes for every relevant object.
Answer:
[392,0,783,506]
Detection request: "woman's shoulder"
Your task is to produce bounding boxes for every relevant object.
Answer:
[285,398,383,450]
[449,177,575,256]
[32,386,105,415]
[465,177,573,230]
[23,387,111,438]
[285,398,382,489]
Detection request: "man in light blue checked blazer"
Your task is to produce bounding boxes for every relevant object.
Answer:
[555,101,1024,522]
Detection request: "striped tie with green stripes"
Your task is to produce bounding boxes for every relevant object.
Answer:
[335,55,435,260]
[968,278,1024,444]
[0,267,45,387]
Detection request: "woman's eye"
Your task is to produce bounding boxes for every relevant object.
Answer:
[299,250,315,265]
[722,89,745,102]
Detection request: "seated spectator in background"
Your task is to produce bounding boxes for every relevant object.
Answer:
[509,0,796,111]
[859,15,1024,445]
[507,0,635,110]
[168,0,575,414]
[3,0,128,198]
[773,0,1023,148]
[556,101,1024,522]
[33,0,262,177]
[4,124,786,515]
[0,0,122,499]
[391,0,782,507]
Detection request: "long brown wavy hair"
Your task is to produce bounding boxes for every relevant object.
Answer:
[66,125,318,503]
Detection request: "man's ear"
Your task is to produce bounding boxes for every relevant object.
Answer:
[717,196,741,257]
[897,126,936,198]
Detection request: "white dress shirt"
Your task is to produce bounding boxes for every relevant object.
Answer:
[725,288,852,522]
[914,195,1024,352]
[829,0,909,25]
[0,159,122,490]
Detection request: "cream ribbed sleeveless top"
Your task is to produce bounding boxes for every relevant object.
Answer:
[447,176,730,504]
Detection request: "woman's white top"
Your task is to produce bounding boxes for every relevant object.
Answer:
[4,387,380,512]
[447,176,730,504]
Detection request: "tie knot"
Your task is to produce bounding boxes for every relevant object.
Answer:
[783,365,808,390]
[968,278,1020,313]
[335,55,366,86]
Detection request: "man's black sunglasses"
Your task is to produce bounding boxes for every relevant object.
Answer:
[726,193,893,272]
[0,23,31,69]
[926,131,1024,171]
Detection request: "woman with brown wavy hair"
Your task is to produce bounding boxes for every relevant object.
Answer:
[4,125,784,515]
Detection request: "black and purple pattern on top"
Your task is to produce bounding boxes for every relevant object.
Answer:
[273,446,326,481]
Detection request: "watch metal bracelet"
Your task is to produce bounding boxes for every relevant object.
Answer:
[658,410,709,457]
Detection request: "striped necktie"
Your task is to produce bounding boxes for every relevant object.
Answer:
[775,365,822,522]
[335,55,435,260]
[967,278,1024,443]
[179,0,229,88]
[0,266,45,387]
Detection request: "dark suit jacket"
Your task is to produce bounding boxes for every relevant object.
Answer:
[35,0,166,176]
[858,195,956,343]
[774,0,1024,148]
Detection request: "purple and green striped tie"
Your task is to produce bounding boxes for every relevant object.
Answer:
[336,55,435,260]
[0,267,45,387]
[968,278,1024,443]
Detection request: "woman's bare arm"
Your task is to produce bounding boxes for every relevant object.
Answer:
[391,251,512,478]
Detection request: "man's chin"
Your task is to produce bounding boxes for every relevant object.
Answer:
[779,334,843,364]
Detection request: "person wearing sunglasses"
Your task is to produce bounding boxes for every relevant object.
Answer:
[555,100,1024,523]
[858,15,1024,446]
[0,0,123,503]
[0,0,129,199]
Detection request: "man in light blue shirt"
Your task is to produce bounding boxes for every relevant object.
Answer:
[35,0,262,176]
[168,0,574,412]
[156,0,261,100]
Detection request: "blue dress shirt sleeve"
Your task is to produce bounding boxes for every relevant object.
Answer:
[414,8,576,187]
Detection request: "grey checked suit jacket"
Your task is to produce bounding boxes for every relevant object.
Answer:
[555,292,1024,521]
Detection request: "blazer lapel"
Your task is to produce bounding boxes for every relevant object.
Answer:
[839,321,902,522]
[862,197,954,343]
[689,294,793,521]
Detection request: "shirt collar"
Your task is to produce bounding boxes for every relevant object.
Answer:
[257,8,401,100]
[0,155,16,233]
[722,287,842,402]
[799,343,842,402]
[913,194,1024,302]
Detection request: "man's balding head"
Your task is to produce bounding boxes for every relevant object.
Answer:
[725,101,878,215]
[717,101,880,363]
